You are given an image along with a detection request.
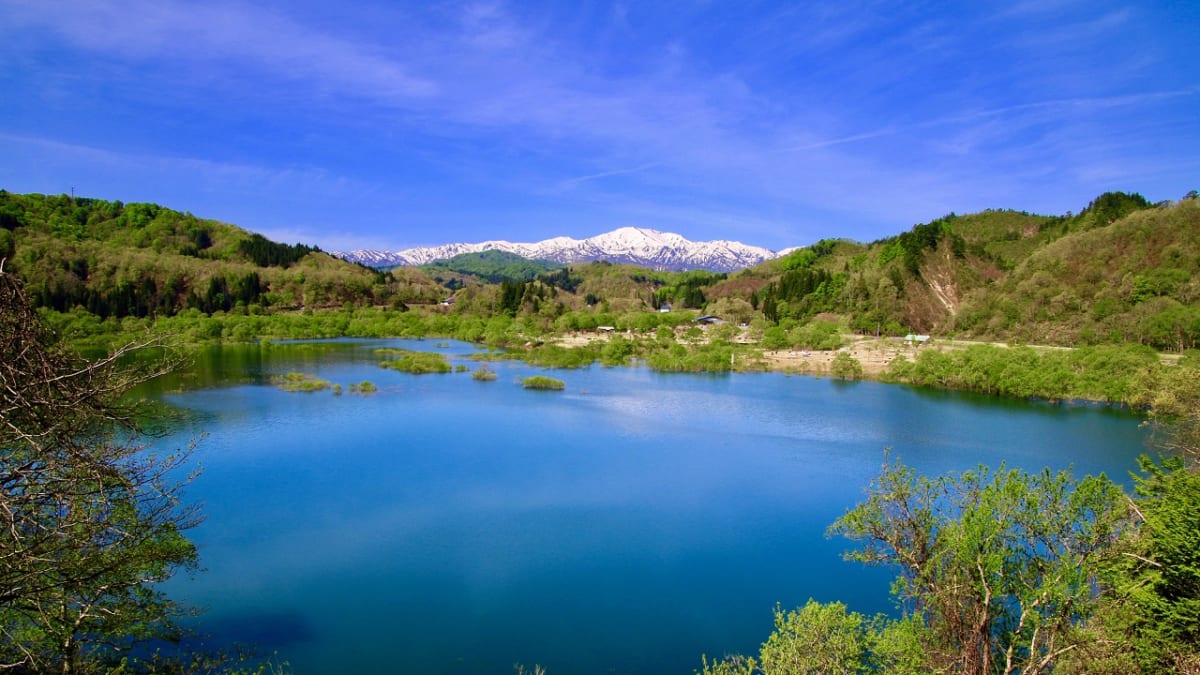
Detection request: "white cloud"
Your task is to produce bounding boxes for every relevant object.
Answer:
[1,0,436,102]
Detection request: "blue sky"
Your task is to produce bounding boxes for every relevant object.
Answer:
[1,1,1196,252]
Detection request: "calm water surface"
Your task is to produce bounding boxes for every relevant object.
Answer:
[150,339,1150,674]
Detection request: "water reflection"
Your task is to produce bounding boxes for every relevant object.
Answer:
[151,339,1150,674]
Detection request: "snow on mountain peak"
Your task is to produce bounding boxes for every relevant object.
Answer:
[332,227,784,272]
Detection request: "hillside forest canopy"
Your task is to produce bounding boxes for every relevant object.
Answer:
[2,189,1198,355]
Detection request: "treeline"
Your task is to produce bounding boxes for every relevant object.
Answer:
[238,233,320,267]
[422,250,560,284]
[1,190,448,317]
[694,191,1199,348]
[884,343,1160,403]
[26,268,268,318]
[7,187,1200,358]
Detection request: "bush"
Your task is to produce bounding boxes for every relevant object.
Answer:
[471,366,498,381]
[274,372,333,392]
[522,375,565,390]
[830,352,863,380]
[376,349,452,374]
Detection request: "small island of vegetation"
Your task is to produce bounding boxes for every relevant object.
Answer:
[522,375,565,390]
[376,348,452,374]
[274,371,333,392]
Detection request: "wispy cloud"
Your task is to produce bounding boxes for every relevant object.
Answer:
[0,131,359,199]
[2,0,436,102]
[1,0,1194,249]
[555,163,663,191]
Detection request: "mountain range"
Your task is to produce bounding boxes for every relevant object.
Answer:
[331,227,789,272]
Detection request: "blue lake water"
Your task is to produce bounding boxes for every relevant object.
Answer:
[149,339,1151,674]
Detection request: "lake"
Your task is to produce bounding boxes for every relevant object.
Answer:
[149,339,1151,674]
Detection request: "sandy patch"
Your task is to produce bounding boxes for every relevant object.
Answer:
[762,339,919,376]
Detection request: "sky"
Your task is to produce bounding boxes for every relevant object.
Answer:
[1,1,1197,253]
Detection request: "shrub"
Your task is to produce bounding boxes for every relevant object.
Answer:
[830,352,863,380]
[522,375,565,390]
[274,372,332,392]
[376,349,452,374]
[471,366,498,381]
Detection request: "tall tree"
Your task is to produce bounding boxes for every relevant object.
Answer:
[0,268,199,673]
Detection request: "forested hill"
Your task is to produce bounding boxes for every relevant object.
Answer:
[0,191,445,317]
[701,191,1200,351]
[2,189,1197,354]
[419,250,562,285]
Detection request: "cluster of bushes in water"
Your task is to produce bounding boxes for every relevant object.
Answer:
[376,348,452,374]
[273,372,378,395]
[522,375,565,390]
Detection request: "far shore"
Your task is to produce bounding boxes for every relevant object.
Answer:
[551,328,1180,379]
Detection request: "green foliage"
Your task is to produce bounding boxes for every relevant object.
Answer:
[1118,458,1200,668]
[885,343,1159,404]
[537,266,582,293]
[830,352,863,380]
[790,320,843,350]
[1078,190,1153,227]
[522,375,565,390]
[273,371,333,392]
[471,365,498,381]
[350,380,377,394]
[498,279,527,316]
[422,250,560,283]
[120,647,292,674]
[0,191,442,320]
[600,335,635,366]
[377,348,452,374]
[952,199,1200,350]
[238,233,320,268]
[520,343,600,368]
[700,600,928,675]
[761,326,789,350]
[894,213,964,275]
[759,600,872,674]
[830,457,1130,674]
[645,341,736,373]
[0,271,200,672]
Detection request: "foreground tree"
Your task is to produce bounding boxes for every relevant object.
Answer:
[0,266,199,672]
[1070,360,1200,673]
[1067,456,1200,674]
[830,458,1130,674]
[702,457,1133,675]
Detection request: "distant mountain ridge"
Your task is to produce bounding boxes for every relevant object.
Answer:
[332,227,785,272]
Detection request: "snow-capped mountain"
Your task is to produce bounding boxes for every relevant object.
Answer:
[332,227,782,272]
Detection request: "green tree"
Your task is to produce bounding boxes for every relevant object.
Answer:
[699,600,926,675]
[759,600,872,674]
[1078,364,1200,672]
[0,269,199,672]
[830,457,1129,675]
[830,352,863,380]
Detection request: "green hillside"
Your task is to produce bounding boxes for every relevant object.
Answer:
[0,191,445,317]
[419,250,562,285]
[3,188,1197,354]
[696,191,1199,351]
